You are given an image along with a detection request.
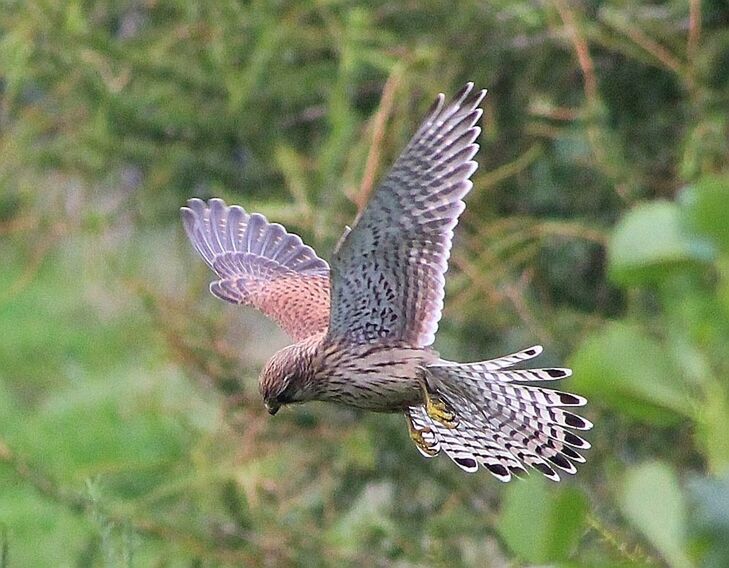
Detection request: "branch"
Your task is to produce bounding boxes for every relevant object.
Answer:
[354,65,405,211]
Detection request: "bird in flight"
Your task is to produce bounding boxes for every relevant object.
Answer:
[181,83,592,481]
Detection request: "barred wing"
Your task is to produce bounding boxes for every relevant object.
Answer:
[181,198,330,341]
[328,83,485,346]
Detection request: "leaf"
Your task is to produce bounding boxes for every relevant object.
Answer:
[498,475,587,563]
[570,322,693,424]
[681,175,729,254]
[620,462,693,568]
[696,381,729,475]
[608,201,714,286]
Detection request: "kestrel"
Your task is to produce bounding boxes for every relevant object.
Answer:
[181,83,592,481]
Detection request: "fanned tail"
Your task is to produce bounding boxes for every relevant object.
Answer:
[407,345,592,482]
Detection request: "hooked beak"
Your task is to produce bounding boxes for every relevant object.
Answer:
[265,401,280,416]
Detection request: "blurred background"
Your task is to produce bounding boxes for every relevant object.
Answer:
[1,1,728,566]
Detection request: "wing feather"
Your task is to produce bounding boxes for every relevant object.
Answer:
[327,83,486,346]
[181,198,330,341]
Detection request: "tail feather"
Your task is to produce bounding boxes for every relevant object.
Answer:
[434,375,576,478]
[480,397,590,454]
[461,344,544,371]
[409,405,529,481]
[406,347,591,482]
[470,367,572,382]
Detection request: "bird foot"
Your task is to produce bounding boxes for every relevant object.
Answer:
[406,415,439,456]
[418,375,459,429]
[426,395,459,429]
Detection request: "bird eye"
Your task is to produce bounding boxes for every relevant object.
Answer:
[276,378,297,404]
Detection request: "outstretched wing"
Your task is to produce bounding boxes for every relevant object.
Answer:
[181,198,331,341]
[327,83,485,347]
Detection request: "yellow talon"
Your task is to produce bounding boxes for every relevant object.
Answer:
[406,415,439,456]
[419,375,459,429]
[426,395,458,428]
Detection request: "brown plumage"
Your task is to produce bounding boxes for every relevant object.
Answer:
[182,83,592,481]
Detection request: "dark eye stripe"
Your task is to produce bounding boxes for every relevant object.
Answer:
[277,381,297,404]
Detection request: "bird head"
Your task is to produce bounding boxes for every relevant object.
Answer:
[259,342,315,415]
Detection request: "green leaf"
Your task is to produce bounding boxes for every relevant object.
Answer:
[570,322,692,424]
[608,201,713,286]
[696,381,729,475]
[620,462,693,568]
[499,475,587,563]
[682,175,729,254]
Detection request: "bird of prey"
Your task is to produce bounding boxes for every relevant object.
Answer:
[181,83,592,481]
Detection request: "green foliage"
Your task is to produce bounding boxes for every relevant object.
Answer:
[683,175,729,253]
[499,476,587,563]
[1,0,728,566]
[572,172,729,566]
[608,201,714,286]
[620,462,692,568]
[571,321,691,424]
[0,525,7,568]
